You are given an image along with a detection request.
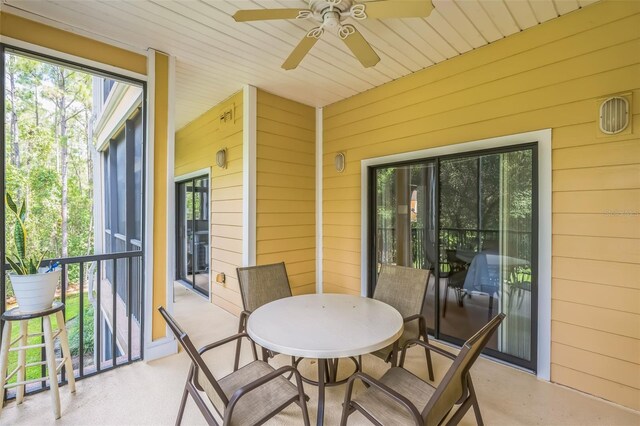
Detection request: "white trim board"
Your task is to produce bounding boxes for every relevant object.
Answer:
[359,129,552,381]
[242,85,257,267]
[315,107,323,294]
[142,49,156,360]
[165,53,176,319]
[175,168,211,182]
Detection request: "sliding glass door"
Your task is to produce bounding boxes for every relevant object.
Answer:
[176,176,210,296]
[370,144,537,370]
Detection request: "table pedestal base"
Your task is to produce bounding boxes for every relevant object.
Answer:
[293,357,360,426]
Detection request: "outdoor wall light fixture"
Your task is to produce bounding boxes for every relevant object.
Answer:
[335,152,346,173]
[216,148,227,169]
[599,96,630,134]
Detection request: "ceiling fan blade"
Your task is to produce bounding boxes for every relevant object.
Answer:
[233,8,308,22]
[282,31,322,70]
[362,1,434,19]
[340,26,380,68]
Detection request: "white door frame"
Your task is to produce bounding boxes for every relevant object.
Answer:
[174,168,213,303]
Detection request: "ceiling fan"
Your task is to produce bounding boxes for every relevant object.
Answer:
[232,0,434,70]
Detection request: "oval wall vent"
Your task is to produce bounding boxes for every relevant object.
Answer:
[599,96,630,135]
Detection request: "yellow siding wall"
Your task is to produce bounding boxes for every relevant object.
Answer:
[322,0,640,410]
[152,52,169,340]
[175,92,244,315]
[256,90,316,295]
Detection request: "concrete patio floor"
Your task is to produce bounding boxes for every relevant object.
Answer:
[1,284,638,425]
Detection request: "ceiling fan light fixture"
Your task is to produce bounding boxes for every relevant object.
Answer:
[350,4,367,20]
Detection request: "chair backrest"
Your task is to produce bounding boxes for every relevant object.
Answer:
[236,262,292,313]
[422,313,506,425]
[373,265,430,338]
[158,306,229,410]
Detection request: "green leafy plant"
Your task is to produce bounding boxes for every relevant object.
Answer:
[5,193,45,275]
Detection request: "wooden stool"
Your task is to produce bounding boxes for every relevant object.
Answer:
[0,301,76,419]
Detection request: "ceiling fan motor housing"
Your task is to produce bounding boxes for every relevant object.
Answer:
[310,0,354,23]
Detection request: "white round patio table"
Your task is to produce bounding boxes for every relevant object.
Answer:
[246,293,403,426]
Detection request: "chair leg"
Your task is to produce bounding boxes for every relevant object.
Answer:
[423,339,434,381]
[43,315,61,420]
[468,376,484,426]
[16,320,28,403]
[0,320,13,417]
[56,311,76,393]
[233,339,242,371]
[443,283,449,318]
[175,382,190,426]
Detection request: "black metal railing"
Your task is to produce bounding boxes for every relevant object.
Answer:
[376,227,532,270]
[1,250,143,401]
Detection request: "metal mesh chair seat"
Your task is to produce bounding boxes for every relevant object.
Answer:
[199,360,301,426]
[158,307,310,426]
[341,313,506,426]
[352,367,436,425]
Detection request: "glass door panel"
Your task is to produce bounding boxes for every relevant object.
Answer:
[176,176,209,297]
[372,162,437,329]
[438,148,534,364]
[192,177,209,295]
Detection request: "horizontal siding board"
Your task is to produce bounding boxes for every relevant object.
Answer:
[552,300,640,339]
[553,164,640,192]
[551,321,640,364]
[257,213,315,227]
[553,213,640,239]
[551,364,640,411]
[257,225,315,241]
[552,257,640,290]
[258,145,315,166]
[258,248,315,265]
[552,279,640,313]
[553,235,640,264]
[553,138,640,170]
[553,189,640,214]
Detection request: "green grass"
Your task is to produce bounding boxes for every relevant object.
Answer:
[6,293,94,384]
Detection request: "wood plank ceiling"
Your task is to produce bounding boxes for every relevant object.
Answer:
[2,0,599,129]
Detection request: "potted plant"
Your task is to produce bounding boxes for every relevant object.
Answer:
[5,193,59,312]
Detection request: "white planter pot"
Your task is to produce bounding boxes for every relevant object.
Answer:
[10,269,60,312]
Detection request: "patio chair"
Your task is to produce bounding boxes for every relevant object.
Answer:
[442,250,469,318]
[340,313,506,426]
[158,306,310,426]
[371,265,434,381]
[234,262,293,370]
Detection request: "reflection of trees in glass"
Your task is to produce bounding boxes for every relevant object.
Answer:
[439,149,533,261]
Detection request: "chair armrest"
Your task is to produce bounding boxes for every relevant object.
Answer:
[199,332,251,355]
[401,338,456,361]
[224,365,306,424]
[346,372,423,426]
[403,314,424,324]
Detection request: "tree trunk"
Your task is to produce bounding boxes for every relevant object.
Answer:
[7,56,20,168]
[58,69,69,259]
